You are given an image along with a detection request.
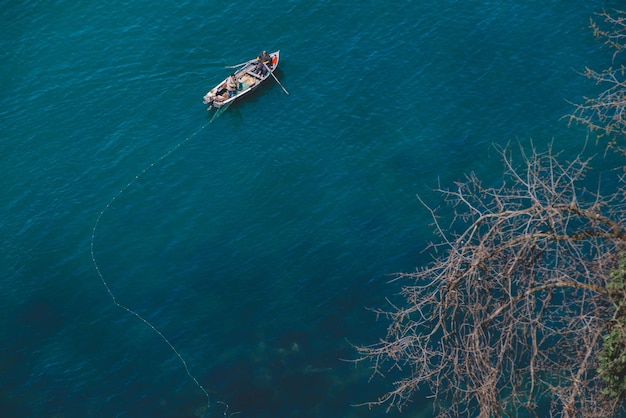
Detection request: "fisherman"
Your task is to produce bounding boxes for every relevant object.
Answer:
[203,89,216,105]
[255,50,272,75]
[226,73,239,98]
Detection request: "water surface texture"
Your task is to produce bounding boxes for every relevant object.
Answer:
[1,1,620,416]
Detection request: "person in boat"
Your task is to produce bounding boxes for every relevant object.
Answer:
[203,89,216,105]
[226,73,239,98]
[255,50,272,75]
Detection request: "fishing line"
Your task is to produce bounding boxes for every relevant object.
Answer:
[90,120,233,417]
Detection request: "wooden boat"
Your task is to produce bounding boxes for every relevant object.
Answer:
[203,50,280,109]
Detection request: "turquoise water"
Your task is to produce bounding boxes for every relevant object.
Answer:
[1,1,621,417]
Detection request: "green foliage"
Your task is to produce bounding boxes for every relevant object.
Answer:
[599,253,626,399]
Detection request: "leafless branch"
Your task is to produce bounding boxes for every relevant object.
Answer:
[355,145,626,417]
[567,10,626,151]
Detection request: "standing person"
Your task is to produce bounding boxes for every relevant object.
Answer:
[255,50,272,74]
[226,73,239,98]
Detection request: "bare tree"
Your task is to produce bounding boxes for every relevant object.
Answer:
[568,9,626,149]
[355,145,626,417]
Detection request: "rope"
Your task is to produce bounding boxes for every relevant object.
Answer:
[90,121,230,416]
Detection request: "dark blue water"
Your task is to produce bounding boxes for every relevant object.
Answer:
[1,1,621,417]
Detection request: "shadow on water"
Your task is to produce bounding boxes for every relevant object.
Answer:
[0,299,64,416]
[203,326,335,417]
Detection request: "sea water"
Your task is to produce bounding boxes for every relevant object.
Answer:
[1,1,621,416]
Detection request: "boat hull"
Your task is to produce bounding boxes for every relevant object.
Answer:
[203,50,280,109]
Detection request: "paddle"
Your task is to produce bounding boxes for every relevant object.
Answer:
[264,64,290,95]
[225,59,254,69]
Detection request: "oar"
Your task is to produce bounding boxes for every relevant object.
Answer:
[225,59,254,69]
[264,64,290,95]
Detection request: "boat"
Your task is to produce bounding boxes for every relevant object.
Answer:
[203,50,280,109]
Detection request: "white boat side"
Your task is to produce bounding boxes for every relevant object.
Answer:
[203,50,280,109]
